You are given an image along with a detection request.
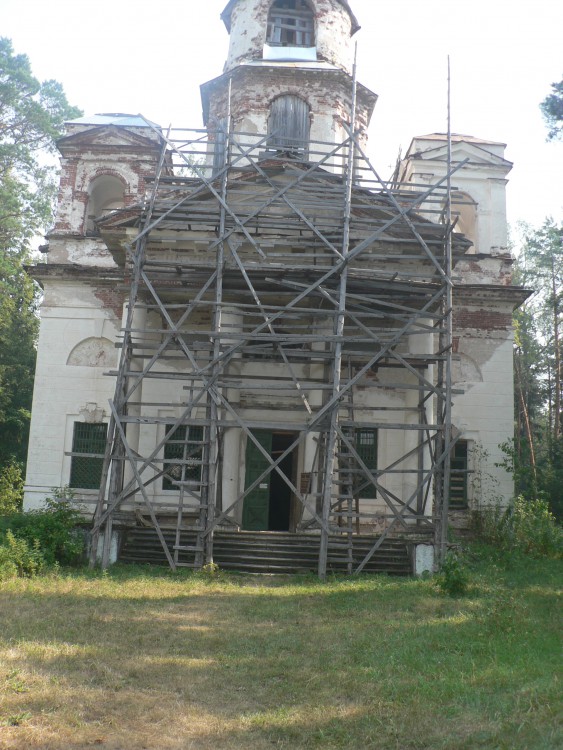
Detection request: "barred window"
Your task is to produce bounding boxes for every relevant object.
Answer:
[162,425,204,491]
[355,428,378,499]
[69,422,107,490]
[450,440,469,508]
[267,0,315,47]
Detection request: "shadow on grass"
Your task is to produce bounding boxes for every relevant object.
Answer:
[0,559,561,749]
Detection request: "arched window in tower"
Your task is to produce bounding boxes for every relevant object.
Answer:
[450,191,478,249]
[84,175,126,235]
[267,0,315,48]
[268,95,311,156]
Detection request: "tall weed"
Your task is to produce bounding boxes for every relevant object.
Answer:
[0,530,45,579]
[473,495,562,558]
[436,549,469,596]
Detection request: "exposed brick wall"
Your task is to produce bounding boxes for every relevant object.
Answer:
[53,158,79,232]
[453,308,512,331]
[207,67,374,138]
[226,0,354,73]
[93,286,125,320]
[52,130,161,237]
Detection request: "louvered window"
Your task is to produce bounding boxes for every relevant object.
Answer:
[268,95,310,154]
[267,0,315,47]
[69,422,107,490]
[163,425,204,491]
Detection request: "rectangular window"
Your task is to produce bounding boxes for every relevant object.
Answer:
[267,1,314,47]
[354,428,378,499]
[450,440,469,508]
[268,95,310,154]
[69,422,107,490]
[162,425,204,491]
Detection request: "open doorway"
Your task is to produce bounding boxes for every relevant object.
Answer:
[242,431,296,531]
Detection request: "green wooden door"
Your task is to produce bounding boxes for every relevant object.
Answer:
[242,431,272,531]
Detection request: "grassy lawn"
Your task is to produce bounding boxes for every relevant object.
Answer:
[0,549,561,749]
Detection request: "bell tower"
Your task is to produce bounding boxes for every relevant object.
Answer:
[201,0,377,166]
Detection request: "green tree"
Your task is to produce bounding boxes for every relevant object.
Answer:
[513,219,563,517]
[540,77,563,141]
[0,38,81,486]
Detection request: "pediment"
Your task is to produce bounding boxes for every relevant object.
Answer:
[410,141,512,169]
[58,125,160,153]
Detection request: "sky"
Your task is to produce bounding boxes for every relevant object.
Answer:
[2,0,562,233]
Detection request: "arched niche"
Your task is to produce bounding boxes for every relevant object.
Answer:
[67,337,117,368]
[84,174,126,235]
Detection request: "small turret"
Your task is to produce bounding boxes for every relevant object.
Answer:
[220,0,360,74]
[201,0,375,169]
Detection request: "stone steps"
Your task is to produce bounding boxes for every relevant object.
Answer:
[119,528,413,575]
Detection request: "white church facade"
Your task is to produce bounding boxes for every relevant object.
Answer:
[24,0,527,573]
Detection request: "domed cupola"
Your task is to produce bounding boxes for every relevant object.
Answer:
[201,0,376,168]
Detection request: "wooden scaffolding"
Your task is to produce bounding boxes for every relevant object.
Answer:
[89,96,467,577]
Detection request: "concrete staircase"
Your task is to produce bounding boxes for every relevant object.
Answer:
[118,528,413,575]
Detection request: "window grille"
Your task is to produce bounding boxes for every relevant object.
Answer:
[163,425,204,491]
[354,428,378,499]
[450,440,469,508]
[69,422,107,489]
[267,0,315,47]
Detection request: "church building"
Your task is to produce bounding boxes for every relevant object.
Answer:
[24,0,527,575]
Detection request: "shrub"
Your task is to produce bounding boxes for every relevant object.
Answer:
[3,487,84,566]
[0,461,24,515]
[473,495,562,558]
[436,549,469,596]
[0,530,45,579]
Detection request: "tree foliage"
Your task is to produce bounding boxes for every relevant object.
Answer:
[0,38,81,477]
[540,76,563,141]
[512,219,563,517]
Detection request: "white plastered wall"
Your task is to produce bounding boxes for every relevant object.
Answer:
[401,138,512,256]
[24,281,121,510]
[451,331,515,507]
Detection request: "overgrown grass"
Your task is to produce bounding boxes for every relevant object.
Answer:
[472,495,562,559]
[0,549,561,749]
[0,488,84,575]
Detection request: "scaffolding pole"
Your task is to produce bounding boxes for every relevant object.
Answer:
[89,106,464,575]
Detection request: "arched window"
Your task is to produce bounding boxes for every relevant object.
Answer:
[450,191,477,244]
[268,95,310,155]
[267,0,315,48]
[85,175,126,235]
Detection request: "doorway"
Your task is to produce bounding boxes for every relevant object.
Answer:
[242,431,296,531]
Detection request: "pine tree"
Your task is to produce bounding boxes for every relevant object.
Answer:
[514,220,563,516]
